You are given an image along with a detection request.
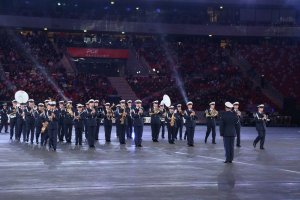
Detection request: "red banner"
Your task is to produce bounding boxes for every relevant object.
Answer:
[67,47,129,59]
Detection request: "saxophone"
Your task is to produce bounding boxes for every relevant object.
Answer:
[120,108,127,124]
[170,113,176,127]
[66,104,74,117]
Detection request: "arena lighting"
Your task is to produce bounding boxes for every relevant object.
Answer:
[7,30,68,101]
[136,7,140,10]
[57,2,61,6]
[153,68,156,72]
[121,31,125,34]
[83,30,87,33]
[160,37,188,103]
[111,1,115,5]
[44,27,48,31]
[220,6,223,9]
[209,34,212,37]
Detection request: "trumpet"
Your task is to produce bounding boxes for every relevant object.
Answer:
[66,104,74,117]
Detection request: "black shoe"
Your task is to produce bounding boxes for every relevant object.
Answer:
[120,142,126,145]
[224,161,229,163]
[229,161,232,163]
[212,142,216,144]
[237,144,241,147]
[260,147,265,150]
[138,144,142,147]
[179,138,182,140]
[188,144,194,147]
[106,140,111,142]
[253,142,256,148]
[204,139,207,144]
[89,145,95,148]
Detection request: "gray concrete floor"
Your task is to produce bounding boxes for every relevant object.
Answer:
[0,126,299,200]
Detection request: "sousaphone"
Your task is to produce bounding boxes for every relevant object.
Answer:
[160,94,171,107]
[14,90,29,104]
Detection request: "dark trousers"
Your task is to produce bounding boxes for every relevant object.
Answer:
[119,124,126,144]
[75,127,83,145]
[134,126,143,146]
[205,123,216,143]
[48,128,57,150]
[95,120,100,140]
[254,130,265,148]
[104,125,112,141]
[58,122,65,141]
[35,126,42,143]
[223,137,235,162]
[126,120,133,138]
[167,125,176,143]
[0,120,8,133]
[116,124,120,137]
[9,118,16,139]
[186,126,195,146]
[151,123,160,141]
[235,125,241,146]
[87,125,96,147]
[41,131,48,146]
[176,121,183,139]
[17,121,26,141]
[64,124,73,142]
[26,122,35,143]
[160,121,165,138]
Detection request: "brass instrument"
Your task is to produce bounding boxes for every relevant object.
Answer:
[149,107,160,116]
[120,108,127,124]
[74,111,84,121]
[205,109,218,118]
[66,104,74,117]
[41,121,48,134]
[170,113,176,127]
[8,107,17,118]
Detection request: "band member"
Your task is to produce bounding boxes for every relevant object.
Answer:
[184,101,197,147]
[0,103,9,133]
[74,104,86,146]
[103,102,113,142]
[233,102,242,147]
[253,104,269,150]
[64,101,74,143]
[115,100,127,144]
[132,100,145,147]
[34,103,46,144]
[166,106,178,144]
[175,104,184,140]
[86,99,97,148]
[126,100,133,139]
[46,101,59,151]
[219,102,238,163]
[16,103,27,142]
[159,103,166,139]
[7,100,17,139]
[94,100,102,141]
[41,101,51,146]
[58,101,66,142]
[115,104,121,138]
[204,102,218,144]
[26,99,36,144]
[84,102,89,140]
[149,100,162,142]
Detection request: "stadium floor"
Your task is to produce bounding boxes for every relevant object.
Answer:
[0,126,299,200]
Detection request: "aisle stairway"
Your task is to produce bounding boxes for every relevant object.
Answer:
[108,77,138,100]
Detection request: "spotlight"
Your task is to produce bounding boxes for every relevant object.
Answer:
[220,6,223,9]
[83,30,87,33]
[209,34,212,37]
[136,7,139,10]
[44,27,48,31]
[121,31,125,34]
[111,1,115,5]
[57,2,61,6]
[152,68,156,72]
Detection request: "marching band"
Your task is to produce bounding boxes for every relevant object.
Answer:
[0,92,270,155]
